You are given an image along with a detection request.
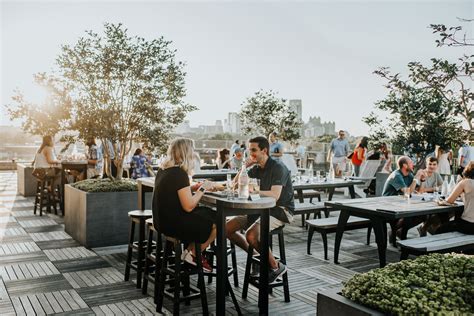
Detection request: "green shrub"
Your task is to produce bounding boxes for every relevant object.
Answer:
[342,253,474,315]
[71,178,138,192]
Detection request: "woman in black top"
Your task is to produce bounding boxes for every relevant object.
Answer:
[152,138,216,271]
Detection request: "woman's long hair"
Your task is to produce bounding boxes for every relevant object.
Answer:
[218,148,230,163]
[37,136,54,154]
[357,137,369,149]
[161,138,195,175]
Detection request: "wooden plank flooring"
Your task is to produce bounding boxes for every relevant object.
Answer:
[0,171,412,315]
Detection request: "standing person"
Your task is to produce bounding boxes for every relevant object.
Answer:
[103,139,119,178]
[152,138,217,271]
[230,140,240,157]
[33,135,61,185]
[436,145,452,175]
[296,142,306,168]
[327,130,350,177]
[436,161,474,234]
[226,136,294,283]
[351,137,369,176]
[131,148,149,179]
[458,141,471,175]
[269,132,283,160]
[85,137,103,179]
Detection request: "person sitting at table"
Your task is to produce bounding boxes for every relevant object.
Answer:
[85,137,103,179]
[229,148,244,170]
[131,148,149,179]
[216,148,231,169]
[435,161,474,235]
[226,136,295,284]
[412,157,445,236]
[153,138,216,272]
[382,156,419,239]
[33,135,62,186]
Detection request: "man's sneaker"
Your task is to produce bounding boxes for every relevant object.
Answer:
[201,256,213,273]
[268,262,287,284]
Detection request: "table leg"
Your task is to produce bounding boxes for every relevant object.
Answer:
[216,207,227,315]
[297,189,304,203]
[348,185,356,199]
[328,188,335,201]
[334,210,349,264]
[371,218,388,267]
[138,182,144,211]
[258,208,270,315]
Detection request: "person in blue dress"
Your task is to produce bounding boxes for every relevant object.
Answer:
[131,148,149,179]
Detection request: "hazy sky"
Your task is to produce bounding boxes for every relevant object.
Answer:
[1,0,472,136]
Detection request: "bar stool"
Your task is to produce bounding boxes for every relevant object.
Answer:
[156,236,209,315]
[142,218,163,302]
[124,209,152,288]
[242,226,290,303]
[205,241,239,287]
[33,177,60,216]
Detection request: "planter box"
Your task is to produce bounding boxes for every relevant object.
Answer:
[317,289,383,316]
[64,185,152,248]
[17,163,37,196]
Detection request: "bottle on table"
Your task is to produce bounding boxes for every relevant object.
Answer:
[238,165,249,199]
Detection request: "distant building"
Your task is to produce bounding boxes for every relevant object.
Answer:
[228,112,241,134]
[289,99,303,121]
[174,120,192,134]
[303,116,335,137]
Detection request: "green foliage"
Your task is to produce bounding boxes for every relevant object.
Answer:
[5,73,72,137]
[342,253,474,315]
[71,178,137,192]
[239,90,302,142]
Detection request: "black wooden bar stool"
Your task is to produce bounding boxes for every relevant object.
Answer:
[142,218,163,302]
[33,176,60,216]
[242,226,290,303]
[156,236,209,316]
[205,241,239,287]
[124,209,152,288]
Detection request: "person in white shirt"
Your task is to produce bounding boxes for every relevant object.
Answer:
[230,140,240,157]
[33,135,61,186]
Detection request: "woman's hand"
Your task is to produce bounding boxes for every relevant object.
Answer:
[200,180,214,191]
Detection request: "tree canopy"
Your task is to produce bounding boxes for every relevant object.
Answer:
[239,90,302,142]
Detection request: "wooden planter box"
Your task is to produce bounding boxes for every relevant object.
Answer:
[17,163,37,196]
[317,289,383,316]
[64,185,152,248]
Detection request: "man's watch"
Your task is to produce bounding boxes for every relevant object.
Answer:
[198,186,206,193]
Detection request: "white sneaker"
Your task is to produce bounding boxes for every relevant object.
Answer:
[182,250,197,266]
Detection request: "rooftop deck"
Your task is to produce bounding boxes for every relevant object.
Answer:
[0,171,405,315]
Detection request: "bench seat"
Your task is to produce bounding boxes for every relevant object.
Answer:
[293,201,333,227]
[397,232,474,260]
[306,216,372,260]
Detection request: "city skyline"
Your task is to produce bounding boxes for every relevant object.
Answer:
[1,1,471,136]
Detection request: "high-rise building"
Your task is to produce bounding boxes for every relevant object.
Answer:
[228,112,241,134]
[289,99,303,121]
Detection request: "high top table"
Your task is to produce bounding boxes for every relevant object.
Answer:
[325,196,464,267]
[137,177,276,315]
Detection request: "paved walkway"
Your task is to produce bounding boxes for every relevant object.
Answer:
[0,171,402,315]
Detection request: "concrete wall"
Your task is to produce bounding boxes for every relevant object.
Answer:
[64,185,152,248]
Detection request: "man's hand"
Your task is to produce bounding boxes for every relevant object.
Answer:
[415,170,427,182]
[245,158,257,168]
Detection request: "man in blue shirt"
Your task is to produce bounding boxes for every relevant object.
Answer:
[382,156,417,196]
[327,130,350,177]
[269,132,283,160]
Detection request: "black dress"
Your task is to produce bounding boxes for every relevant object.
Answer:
[152,166,215,243]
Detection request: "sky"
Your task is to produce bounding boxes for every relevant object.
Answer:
[1,0,472,136]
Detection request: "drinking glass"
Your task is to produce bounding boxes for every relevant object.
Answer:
[403,188,411,203]
[250,178,260,194]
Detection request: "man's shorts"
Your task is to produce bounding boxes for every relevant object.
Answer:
[231,214,286,232]
[332,156,347,172]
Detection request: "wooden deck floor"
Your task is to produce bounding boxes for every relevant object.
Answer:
[0,171,406,315]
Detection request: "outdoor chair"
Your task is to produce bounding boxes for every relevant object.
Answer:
[351,160,382,198]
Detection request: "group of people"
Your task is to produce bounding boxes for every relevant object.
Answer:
[152,135,294,282]
[382,155,474,236]
[216,132,285,170]
[32,135,153,182]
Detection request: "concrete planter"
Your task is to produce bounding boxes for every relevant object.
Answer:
[17,163,36,196]
[64,185,152,248]
[317,289,383,316]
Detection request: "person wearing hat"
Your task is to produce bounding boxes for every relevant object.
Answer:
[230,148,244,169]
